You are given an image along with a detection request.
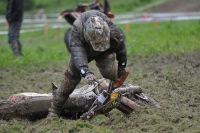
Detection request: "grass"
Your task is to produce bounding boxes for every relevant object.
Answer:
[0,28,69,67]
[1,20,200,67]
[120,20,200,56]
[0,119,112,133]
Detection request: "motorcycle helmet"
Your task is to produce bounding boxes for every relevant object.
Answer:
[84,16,110,52]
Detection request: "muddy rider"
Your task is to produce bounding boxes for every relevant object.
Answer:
[48,10,127,117]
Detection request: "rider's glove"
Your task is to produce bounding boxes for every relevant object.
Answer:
[117,61,127,78]
[80,69,96,85]
[85,73,96,85]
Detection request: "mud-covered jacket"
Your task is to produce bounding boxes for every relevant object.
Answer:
[6,0,23,23]
[69,10,127,73]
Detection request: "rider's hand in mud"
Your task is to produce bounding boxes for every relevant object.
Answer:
[85,72,96,85]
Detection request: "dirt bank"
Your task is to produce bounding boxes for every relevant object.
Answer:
[149,0,200,13]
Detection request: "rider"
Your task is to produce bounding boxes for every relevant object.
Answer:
[48,10,128,117]
[90,0,104,13]
[90,0,111,17]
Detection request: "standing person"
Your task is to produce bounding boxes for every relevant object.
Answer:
[48,10,127,117]
[6,0,24,56]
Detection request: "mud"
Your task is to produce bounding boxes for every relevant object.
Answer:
[0,50,200,132]
[148,0,200,13]
[96,50,200,132]
[1,0,200,132]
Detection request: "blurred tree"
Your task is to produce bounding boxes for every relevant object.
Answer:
[0,0,35,15]
[57,0,61,5]
[24,0,35,11]
[0,1,6,15]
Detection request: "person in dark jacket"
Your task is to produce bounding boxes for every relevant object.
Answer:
[6,0,24,56]
[48,10,127,117]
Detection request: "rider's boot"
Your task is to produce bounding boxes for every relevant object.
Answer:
[47,76,80,118]
[17,40,23,56]
[9,42,21,56]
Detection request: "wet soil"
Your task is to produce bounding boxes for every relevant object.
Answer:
[149,0,200,13]
[1,1,200,132]
[0,50,200,132]
[96,50,200,133]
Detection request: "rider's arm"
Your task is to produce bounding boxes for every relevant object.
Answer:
[114,30,127,67]
[99,12,127,66]
[69,26,89,73]
[109,23,127,67]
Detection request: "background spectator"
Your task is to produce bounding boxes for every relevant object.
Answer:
[6,0,24,56]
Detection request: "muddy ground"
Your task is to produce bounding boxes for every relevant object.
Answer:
[148,0,200,13]
[0,50,200,133]
[1,0,200,132]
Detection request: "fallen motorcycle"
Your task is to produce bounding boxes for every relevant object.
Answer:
[0,72,161,121]
[79,72,161,120]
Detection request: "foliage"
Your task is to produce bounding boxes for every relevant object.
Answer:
[23,0,35,11]
[0,1,6,15]
[31,0,159,14]
[0,0,35,15]
[0,0,160,15]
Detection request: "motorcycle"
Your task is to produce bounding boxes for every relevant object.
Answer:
[57,0,115,51]
[59,0,114,25]
[0,72,161,121]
